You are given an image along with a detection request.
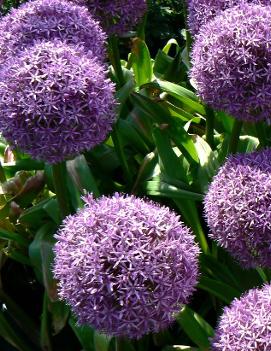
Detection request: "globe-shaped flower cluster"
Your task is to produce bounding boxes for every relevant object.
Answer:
[212,284,271,350]
[0,41,116,163]
[0,0,119,163]
[53,193,200,338]
[187,0,270,36]
[76,0,147,34]
[204,149,271,268]
[190,3,271,122]
[0,0,106,66]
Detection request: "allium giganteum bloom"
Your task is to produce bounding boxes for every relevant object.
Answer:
[53,193,200,338]
[0,41,116,163]
[187,0,271,36]
[204,149,271,268]
[190,3,271,122]
[212,284,271,350]
[0,0,106,65]
[74,0,147,34]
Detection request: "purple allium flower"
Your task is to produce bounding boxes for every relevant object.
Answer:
[0,41,116,164]
[0,0,106,65]
[212,284,271,350]
[72,0,147,35]
[187,0,270,36]
[190,3,271,122]
[204,149,271,268]
[53,193,200,338]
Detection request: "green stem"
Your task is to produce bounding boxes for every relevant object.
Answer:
[255,121,270,147]
[0,161,6,183]
[182,0,193,57]
[41,292,52,351]
[205,106,215,149]
[256,268,268,283]
[174,199,210,255]
[111,124,133,187]
[108,35,125,89]
[228,120,242,154]
[52,162,71,219]
[137,13,147,40]
[115,337,127,351]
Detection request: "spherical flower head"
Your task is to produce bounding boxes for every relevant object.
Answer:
[0,0,106,65]
[204,149,271,268]
[212,284,271,350]
[72,0,147,35]
[0,41,116,163]
[190,3,271,122]
[53,193,200,338]
[187,0,270,36]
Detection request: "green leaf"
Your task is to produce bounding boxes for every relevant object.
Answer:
[3,159,44,175]
[164,101,196,121]
[168,118,199,164]
[28,222,57,300]
[162,38,180,55]
[94,331,112,351]
[198,276,241,304]
[19,198,57,228]
[0,228,29,247]
[132,152,158,193]
[131,92,170,124]
[0,310,33,351]
[194,135,219,191]
[118,119,150,154]
[174,199,209,254]
[237,135,259,153]
[154,50,173,79]
[144,180,203,201]
[155,80,206,115]
[176,306,213,350]
[41,292,52,351]
[49,300,69,335]
[116,70,135,104]
[152,126,186,180]
[131,38,153,87]
[200,254,242,290]
[67,155,100,197]
[43,199,61,225]
[115,338,136,351]
[69,317,95,351]
[10,171,45,208]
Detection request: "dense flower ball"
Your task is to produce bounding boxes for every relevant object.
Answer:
[53,193,200,338]
[188,0,270,36]
[73,0,147,34]
[204,149,271,268]
[0,41,116,163]
[0,0,106,65]
[190,3,271,122]
[212,284,271,350]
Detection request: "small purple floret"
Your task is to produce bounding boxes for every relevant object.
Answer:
[191,3,271,122]
[204,149,271,268]
[53,193,200,338]
[0,0,106,65]
[212,284,271,350]
[0,41,116,163]
[72,0,147,35]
